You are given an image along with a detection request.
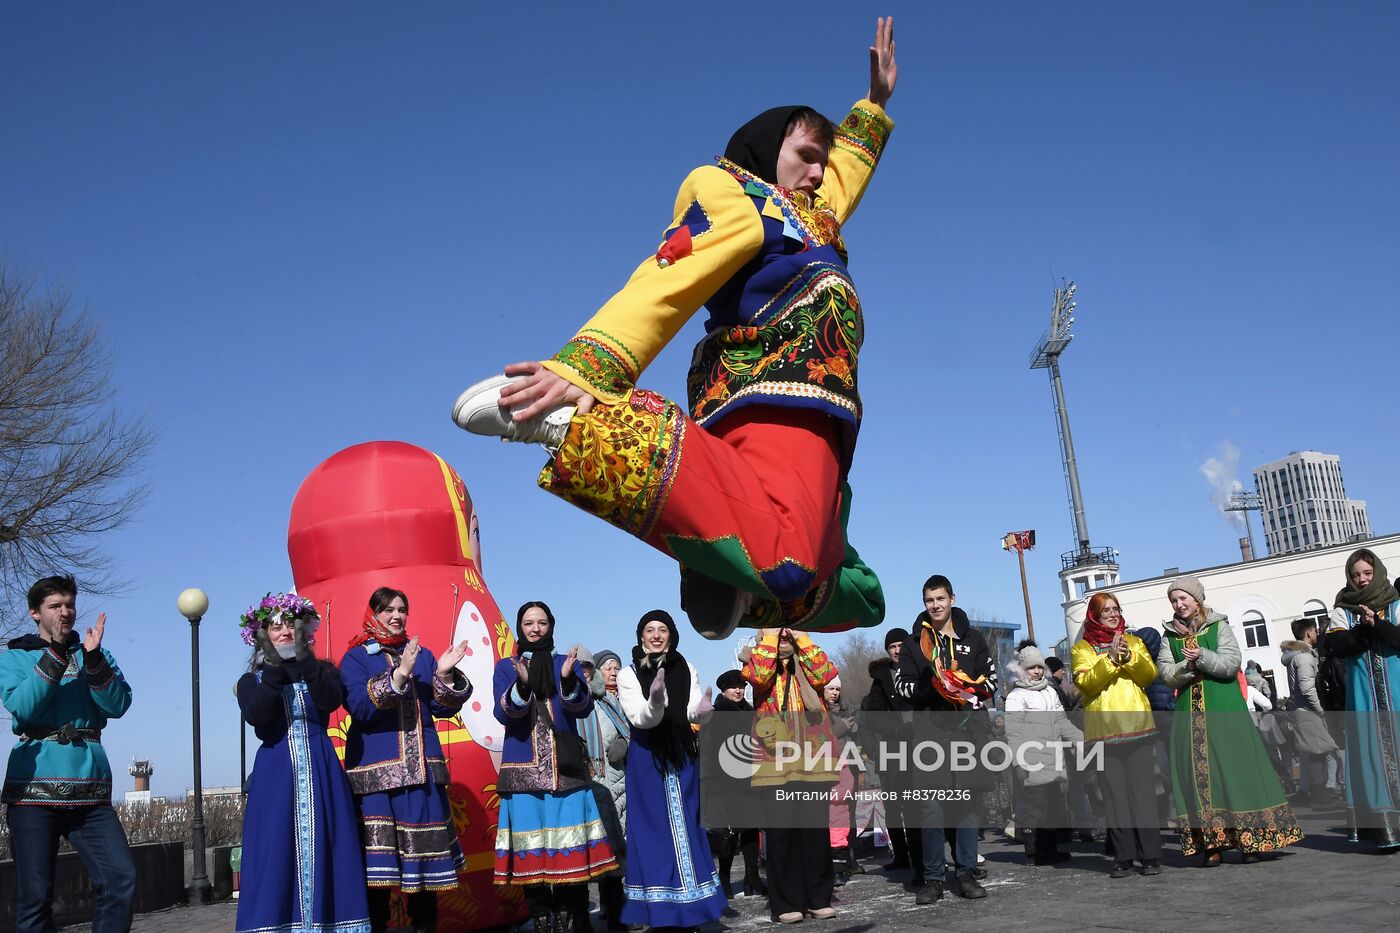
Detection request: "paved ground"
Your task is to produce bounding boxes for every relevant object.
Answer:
[64,808,1400,932]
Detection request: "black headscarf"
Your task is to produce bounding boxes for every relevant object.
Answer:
[724,105,818,185]
[631,609,697,771]
[515,601,557,703]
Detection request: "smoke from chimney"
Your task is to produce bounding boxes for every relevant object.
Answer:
[1201,441,1247,533]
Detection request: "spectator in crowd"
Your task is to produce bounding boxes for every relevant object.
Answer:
[862,626,923,883]
[616,610,727,931]
[1004,642,1080,867]
[893,574,996,905]
[1132,625,1177,826]
[1280,619,1342,808]
[576,646,630,931]
[2,575,139,933]
[823,676,862,884]
[1325,548,1400,851]
[234,592,369,933]
[702,670,766,900]
[1073,592,1161,878]
[340,587,471,932]
[1156,576,1302,866]
[494,603,618,933]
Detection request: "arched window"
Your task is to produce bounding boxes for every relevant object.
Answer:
[1242,610,1270,649]
[1302,600,1329,625]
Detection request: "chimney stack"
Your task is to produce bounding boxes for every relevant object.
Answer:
[1239,537,1254,562]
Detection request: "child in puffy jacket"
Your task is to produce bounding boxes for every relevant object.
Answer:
[1004,642,1083,865]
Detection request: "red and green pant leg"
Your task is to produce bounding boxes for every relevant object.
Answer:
[537,389,884,633]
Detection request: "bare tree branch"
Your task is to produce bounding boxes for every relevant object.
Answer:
[0,267,154,636]
[829,630,883,708]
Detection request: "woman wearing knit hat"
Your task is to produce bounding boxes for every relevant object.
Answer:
[616,610,727,931]
[1323,548,1400,850]
[1005,641,1081,868]
[1155,576,1302,866]
[1070,593,1159,877]
[575,646,631,930]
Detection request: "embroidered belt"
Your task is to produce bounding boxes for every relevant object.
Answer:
[20,724,102,744]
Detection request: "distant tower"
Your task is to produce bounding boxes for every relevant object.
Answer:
[130,758,153,792]
[1029,281,1119,645]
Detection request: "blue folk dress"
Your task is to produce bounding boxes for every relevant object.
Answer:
[1327,601,1400,847]
[492,652,619,885]
[616,661,725,928]
[341,642,470,891]
[236,658,370,933]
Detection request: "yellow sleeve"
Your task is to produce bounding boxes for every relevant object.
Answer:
[817,100,894,225]
[1123,636,1159,689]
[540,165,765,403]
[1071,640,1117,699]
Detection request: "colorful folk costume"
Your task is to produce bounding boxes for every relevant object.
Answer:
[742,629,841,921]
[340,609,470,930]
[492,605,618,933]
[1,620,136,933]
[1155,577,1302,860]
[1070,603,1161,874]
[532,103,894,634]
[615,611,727,930]
[234,595,370,933]
[1325,549,1400,850]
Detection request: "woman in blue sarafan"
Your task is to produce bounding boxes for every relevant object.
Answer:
[235,593,370,933]
[616,610,726,932]
[1326,549,1400,851]
[340,587,473,932]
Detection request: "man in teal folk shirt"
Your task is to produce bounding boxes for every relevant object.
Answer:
[1,574,136,932]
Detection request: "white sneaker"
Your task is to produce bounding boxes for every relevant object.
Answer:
[451,375,575,451]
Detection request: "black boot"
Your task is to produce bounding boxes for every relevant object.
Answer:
[566,884,593,933]
[406,891,438,933]
[740,830,767,896]
[367,889,393,933]
[598,876,626,931]
[846,841,864,874]
[525,884,557,933]
[885,827,911,870]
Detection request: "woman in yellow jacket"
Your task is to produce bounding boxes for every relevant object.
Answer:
[1071,591,1162,878]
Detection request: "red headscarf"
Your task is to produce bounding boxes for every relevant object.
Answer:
[1081,594,1125,649]
[346,603,409,650]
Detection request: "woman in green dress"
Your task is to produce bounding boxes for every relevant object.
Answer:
[1155,575,1302,866]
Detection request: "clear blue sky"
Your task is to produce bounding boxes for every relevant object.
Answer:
[2,2,1396,797]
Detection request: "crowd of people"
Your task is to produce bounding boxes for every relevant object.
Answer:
[1,543,1398,932]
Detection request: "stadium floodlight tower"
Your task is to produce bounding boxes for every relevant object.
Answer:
[1029,280,1120,647]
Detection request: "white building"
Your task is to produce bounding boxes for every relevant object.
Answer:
[1058,532,1400,701]
[1254,450,1370,556]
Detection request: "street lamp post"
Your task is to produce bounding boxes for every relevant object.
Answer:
[178,587,212,905]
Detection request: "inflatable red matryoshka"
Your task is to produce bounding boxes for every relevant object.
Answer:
[288,440,521,931]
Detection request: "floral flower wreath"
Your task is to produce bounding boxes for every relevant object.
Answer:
[239,592,320,647]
